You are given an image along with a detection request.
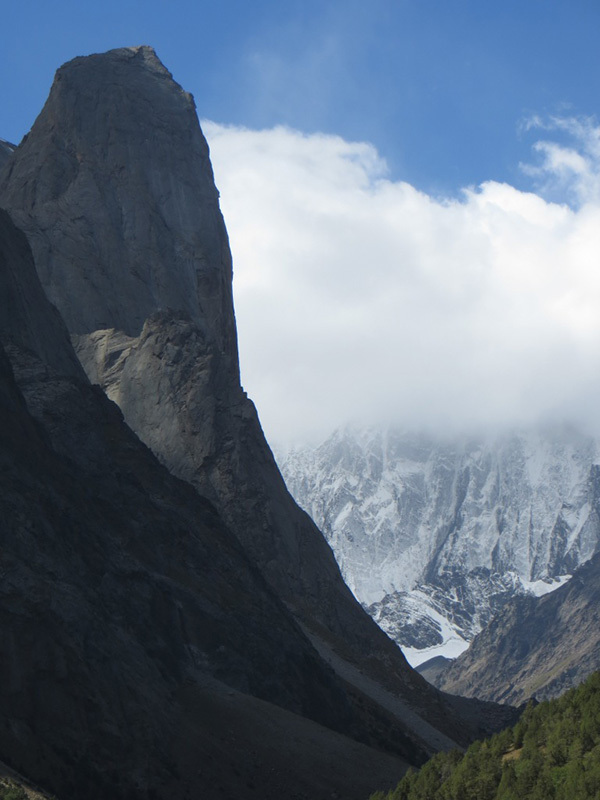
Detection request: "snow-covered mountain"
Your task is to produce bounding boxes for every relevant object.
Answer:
[278,425,600,664]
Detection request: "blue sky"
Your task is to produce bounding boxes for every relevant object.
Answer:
[3,0,600,195]
[4,1,600,444]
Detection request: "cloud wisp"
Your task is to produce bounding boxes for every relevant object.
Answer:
[521,115,600,206]
[204,118,600,446]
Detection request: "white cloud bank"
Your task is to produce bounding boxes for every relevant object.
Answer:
[204,118,600,446]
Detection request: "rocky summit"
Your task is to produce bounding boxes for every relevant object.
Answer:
[0,47,516,799]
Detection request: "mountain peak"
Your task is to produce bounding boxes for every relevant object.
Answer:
[1,42,229,345]
[59,45,177,84]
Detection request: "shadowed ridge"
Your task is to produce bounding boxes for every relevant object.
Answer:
[0,205,417,800]
[0,140,14,170]
[0,208,84,380]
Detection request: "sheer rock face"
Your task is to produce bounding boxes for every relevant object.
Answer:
[0,204,418,800]
[0,44,404,669]
[1,47,238,352]
[0,46,515,772]
[439,550,600,705]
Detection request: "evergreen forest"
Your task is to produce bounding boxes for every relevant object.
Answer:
[371,671,600,800]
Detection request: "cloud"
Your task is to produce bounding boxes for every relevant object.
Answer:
[203,119,600,446]
[520,115,600,205]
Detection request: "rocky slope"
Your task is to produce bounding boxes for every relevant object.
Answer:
[0,46,516,799]
[279,425,600,661]
[437,549,600,705]
[0,207,420,798]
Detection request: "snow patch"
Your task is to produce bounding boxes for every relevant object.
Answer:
[403,637,469,668]
[521,574,571,597]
